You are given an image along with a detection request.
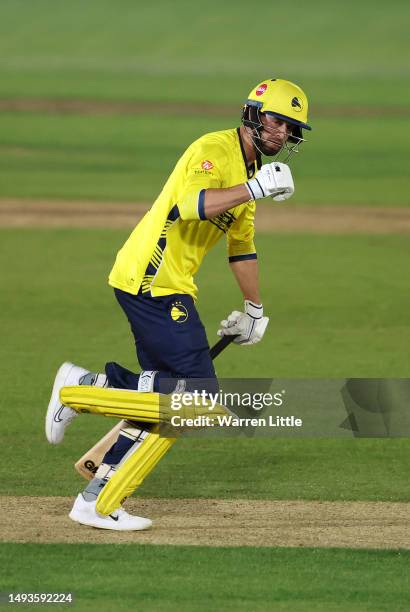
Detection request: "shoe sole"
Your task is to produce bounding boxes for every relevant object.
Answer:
[45,362,76,445]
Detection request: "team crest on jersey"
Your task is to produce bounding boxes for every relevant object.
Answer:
[170,301,188,323]
[201,160,214,170]
[256,83,267,96]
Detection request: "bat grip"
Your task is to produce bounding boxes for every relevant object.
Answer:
[209,334,239,360]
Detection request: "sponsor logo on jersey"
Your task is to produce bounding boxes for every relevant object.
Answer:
[170,302,189,323]
[201,160,214,170]
[256,83,267,96]
[291,96,303,111]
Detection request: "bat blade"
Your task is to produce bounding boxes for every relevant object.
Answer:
[74,420,126,480]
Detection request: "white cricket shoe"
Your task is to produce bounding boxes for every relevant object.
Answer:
[69,494,152,531]
[45,362,89,444]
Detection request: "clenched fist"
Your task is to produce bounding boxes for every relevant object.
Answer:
[245,162,294,202]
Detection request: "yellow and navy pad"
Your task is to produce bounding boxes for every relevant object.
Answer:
[60,385,229,423]
[96,424,176,515]
[109,128,259,300]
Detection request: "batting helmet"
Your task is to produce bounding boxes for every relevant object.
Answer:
[242,78,311,158]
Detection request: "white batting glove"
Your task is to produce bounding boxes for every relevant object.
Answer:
[217,301,269,345]
[245,162,294,202]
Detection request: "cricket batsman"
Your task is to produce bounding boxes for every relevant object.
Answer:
[45,78,311,530]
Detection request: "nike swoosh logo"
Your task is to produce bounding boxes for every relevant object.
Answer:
[54,406,65,423]
[109,514,119,522]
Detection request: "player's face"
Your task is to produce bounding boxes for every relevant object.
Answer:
[257,114,293,155]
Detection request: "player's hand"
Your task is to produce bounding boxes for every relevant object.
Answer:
[217,301,269,345]
[245,162,294,202]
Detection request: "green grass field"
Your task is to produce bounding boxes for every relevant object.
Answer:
[1,0,409,609]
[0,1,409,206]
[0,113,408,204]
[1,230,409,501]
[0,0,409,107]
[1,544,409,612]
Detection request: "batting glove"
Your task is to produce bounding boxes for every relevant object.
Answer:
[245,162,294,202]
[217,301,269,345]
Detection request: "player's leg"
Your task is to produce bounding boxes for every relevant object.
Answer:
[68,419,154,531]
[44,289,207,443]
[44,289,215,529]
[87,289,216,500]
[74,290,216,528]
[79,288,216,503]
[46,288,216,444]
[95,424,176,515]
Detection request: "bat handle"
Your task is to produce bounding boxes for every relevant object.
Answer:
[209,334,239,360]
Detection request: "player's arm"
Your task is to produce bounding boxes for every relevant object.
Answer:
[226,201,260,302]
[178,144,294,222]
[202,184,251,218]
[217,204,269,345]
[203,161,295,219]
[229,257,261,304]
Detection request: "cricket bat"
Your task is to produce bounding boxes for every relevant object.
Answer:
[74,334,238,480]
[75,420,126,480]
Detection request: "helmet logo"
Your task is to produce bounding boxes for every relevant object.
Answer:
[255,83,268,96]
[201,160,214,170]
[291,96,303,111]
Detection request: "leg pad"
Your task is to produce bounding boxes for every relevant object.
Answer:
[96,424,176,515]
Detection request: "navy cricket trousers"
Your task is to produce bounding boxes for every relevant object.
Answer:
[105,288,217,391]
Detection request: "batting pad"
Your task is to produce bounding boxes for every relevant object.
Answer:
[60,385,229,423]
[60,386,168,423]
[96,424,176,515]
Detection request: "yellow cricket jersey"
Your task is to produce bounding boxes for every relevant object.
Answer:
[109,128,260,300]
